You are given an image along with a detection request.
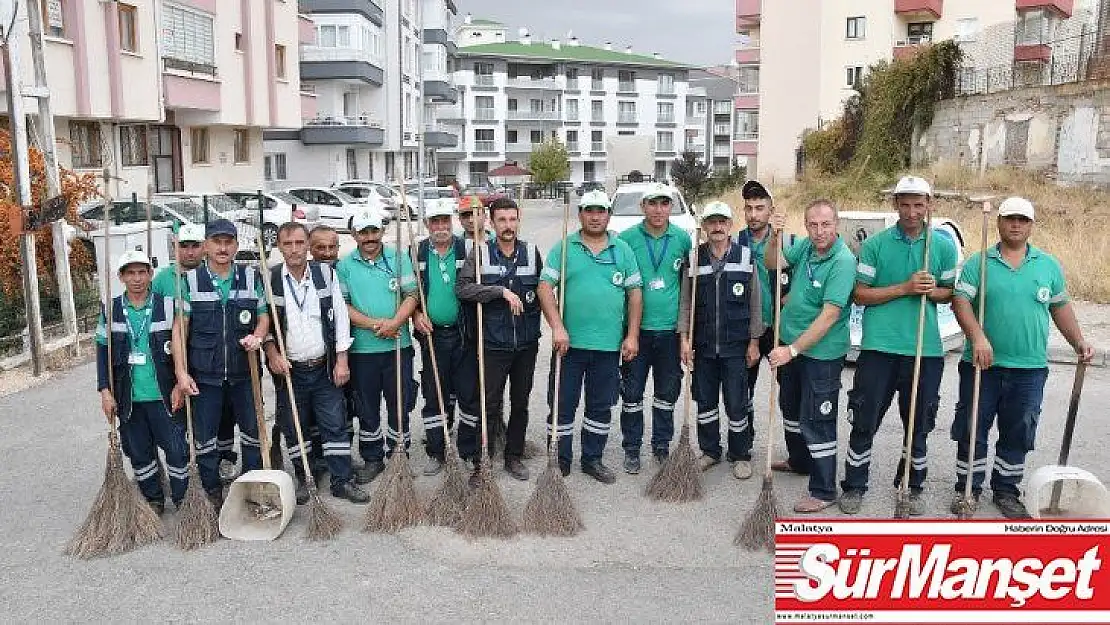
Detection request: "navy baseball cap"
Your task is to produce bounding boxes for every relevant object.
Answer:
[206,218,238,239]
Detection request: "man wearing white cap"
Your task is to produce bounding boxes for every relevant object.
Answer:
[97,251,189,516]
[457,196,545,482]
[337,210,419,483]
[838,175,959,516]
[950,196,1094,519]
[677,201,764,480]
[412,200,478,476]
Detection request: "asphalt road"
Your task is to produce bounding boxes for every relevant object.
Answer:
[3,202,1108,622]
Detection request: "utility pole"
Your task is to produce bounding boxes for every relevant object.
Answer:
[2,8,46,376]
[415,1,426,234]
[26,0,79,357]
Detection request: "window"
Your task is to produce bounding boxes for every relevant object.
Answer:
[273,154,287,180]
[657,131,674,151]
[507,98,518,111]
[657,102,674,123]
[275,45,286,79]
[566,67,579,88]
[234,129,250,163]
[529,98,544,113]
[735,111,759,139]
[118,4,138,53]
[318,24,351,47]
[566,130,578,142]
[618,70,636,92]
[618,131,634,136]
[846,16,866,40]
[591,100,603,121]
[530,130,542,144]
[566,99,579,121]
[658,73,675,94]
[618,101,637,123]
[507,130,518,144]
[235,33,243,51]
[474,129,494,152]
[591,130,603,152]
[591,67,604,89]
[264,155,272,181]
[120,125,148,166]
[42,0,65,38]
[584,160,596,181]
[845,66,863,88]
[69,121,102,169]
[162,5,216,69]
[955,18,979,42]
[907,22,934,43]
[346,149,358,179]
[190,127,209,164]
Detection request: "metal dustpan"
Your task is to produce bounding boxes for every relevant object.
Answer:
[219,353,296,540]
[1028,363,1110,518]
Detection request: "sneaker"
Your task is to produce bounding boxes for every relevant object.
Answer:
[582,460,617,484]
[623,453,641,475]
[908,491,926,517]
[839,490,864,515]
[218,459,239,483]
[295,480,309,505]
[504,457,530,481]
[698,455,721,472]
[423,456,445,477]
[731,460,753,480]
[332,481,370,504]
[354,460,386,484]
[993,493,1032,519]
[653,448,670,464]
[950,492,981,515]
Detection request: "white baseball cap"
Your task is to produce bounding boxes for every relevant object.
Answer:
[700,201,733,222]
[351,210,384,232]
[424,203,455,219]
[893,175,932,197]
[177,223,205,243]
[997,196,1035,221]
[641,182,674,202]
[579,189,612,210]
[116,249,152,273]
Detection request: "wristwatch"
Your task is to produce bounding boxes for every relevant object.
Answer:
[788,344,798,359]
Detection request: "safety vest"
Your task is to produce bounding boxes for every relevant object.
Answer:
[268,262,338,376]
[470,239,542,350]
[184,264,260,384]
[97,293,177,421]
[691,239,755,353]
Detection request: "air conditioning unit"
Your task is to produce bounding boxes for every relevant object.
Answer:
[896,39,908,47]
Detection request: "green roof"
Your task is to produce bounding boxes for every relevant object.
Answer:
[469,18,503,26]
[457,41,690,69]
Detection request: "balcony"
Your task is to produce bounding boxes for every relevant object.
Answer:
[423,125,458,148]
[300,46,384,86]
[565,112,580,122]
[300,115,384,145]
[590,80,605,91]
[567,141,580,152]
[437,104,465,121]
[714,123,731,136]
[1014,43,1052,62]
[424,79,458,103]
[473,74,496,88]
[162,59,220,111]
[299,0,383,26]
[617,114,638,126]
[686,114,707,126]
[893,35,932,61]
[423,28,451,46]
[657,115,676,124]
[507,110,561,121]
[591,141,604,153]
[1016,0,1073,18]
[473,108,497,122]
[617,81,636,93]
[734,133,758,157]
[685,142,706,153]
[735,47,761,64]
[505,142,544,153]
[473,140,496,153]
[163,56,217,77]
[657,83,676,97]
[506,76,560,90]
[734,94,759,109]
[656,145,676,155]
[894,0,943,19]
[565,78,580,91]
[713,101,732,115]
[713,145,732,158]
[736,0,761,27]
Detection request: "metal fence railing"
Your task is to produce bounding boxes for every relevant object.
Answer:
[949,30,1102,97]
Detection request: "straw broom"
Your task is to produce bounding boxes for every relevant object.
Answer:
[258,237,344,539]
[365,183,423,533]
[736,225,786,551]
[522,191,584,536]
[171,236,220,550]
[646,213,704,503]
[894,204,934,519]
[65,180,163,559]
[955,201,993,519]
[402,209,467,527]
[457,193,518,539]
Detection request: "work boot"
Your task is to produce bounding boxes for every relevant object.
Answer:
[582,460,616,484]
[698,454,721,472]
[731,460,753,480]
[423,456,445,476]
[623,452,641,475]
[993,493,1032,519]
[332,481,370,504]
[839,490,865,515]
[793,495,836,514]
[504,457,530,481]
[950,491,981,515]
[653,448,670,464]
[908,491,926,516]
[354,460,386,484]
[295,480,309,506]
[207,489,225,511]
[147,499,166,517]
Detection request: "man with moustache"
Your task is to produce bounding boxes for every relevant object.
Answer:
[457,197,544,482]
[764,200,857,513]
[336,211,419,482]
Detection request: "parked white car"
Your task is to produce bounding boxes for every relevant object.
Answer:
[285,186,373,232]
[397,186,459,221]
[606,183,698,242]
[153,192,265,257]
[223,190,320,248]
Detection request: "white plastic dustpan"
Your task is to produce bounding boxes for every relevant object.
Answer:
[1028,465,1110,519]
[219,469,296,540]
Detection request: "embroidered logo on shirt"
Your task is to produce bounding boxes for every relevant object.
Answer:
[611,271,624,286]
[820,401,833,415]
[327,308,334,321]
[525,290,536,304]
[673,257,683,271]
[388,278,398,292]
[1037,286,1050,303]
[733,283,745,297]
[780,273,790,285]
[164,340,173,355]
[239,310,252,325]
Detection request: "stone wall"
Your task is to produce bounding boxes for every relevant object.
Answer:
[913,79,1110,186]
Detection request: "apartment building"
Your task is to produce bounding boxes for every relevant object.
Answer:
[1,0,305,197]
[444,17,692,187]
[686,69,740,174]
[262,0,460,188]
[739,0,1102,183]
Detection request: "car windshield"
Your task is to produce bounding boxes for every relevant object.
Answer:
[331,189,359,204]
[339,186,371,199]
[610,191,687,216]
[271,191,301,204]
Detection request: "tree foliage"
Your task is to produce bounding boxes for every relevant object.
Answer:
[528,139,571,185]
[669,151,711,202]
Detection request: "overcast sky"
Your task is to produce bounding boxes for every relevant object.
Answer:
[454,0,736,67]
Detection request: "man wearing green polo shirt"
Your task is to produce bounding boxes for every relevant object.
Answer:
[617,182,692,474]
[839,176,959,516]
[765,200,857,513]
[337,210,419,483]
[152,223,205,297]
[539,189,643,483]
[97,250,188,516]
[950,197,1094,519]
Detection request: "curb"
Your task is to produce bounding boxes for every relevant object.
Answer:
[1047,346,1107,368]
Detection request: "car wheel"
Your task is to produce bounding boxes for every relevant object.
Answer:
[262,223,279,250]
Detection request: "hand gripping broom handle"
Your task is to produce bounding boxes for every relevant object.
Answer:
[899,206,934,497]
[963,202,992,504]
[550,193,571,454]
[762,226,785,480]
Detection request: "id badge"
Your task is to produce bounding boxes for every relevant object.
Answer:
[128,352,147,366]
[649,278,666,291]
